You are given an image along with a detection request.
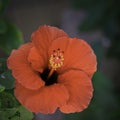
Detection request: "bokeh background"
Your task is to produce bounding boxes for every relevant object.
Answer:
[0,0,120,120]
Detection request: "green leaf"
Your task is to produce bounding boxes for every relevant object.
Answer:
[0,70,15,89]
[0,84,5,92]
[0,108,17,120]
[0,106,33,120]
[0,108,20,120]
[0,91,33,119]
[0,92,17,109]
[0,111,6,120]
[0,20,24,55]
[14,106,33,120]
[0,92,19,109]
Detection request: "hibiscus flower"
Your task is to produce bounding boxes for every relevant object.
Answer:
[7,25,97,114]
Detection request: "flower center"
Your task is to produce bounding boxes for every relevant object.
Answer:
[49,48,64,70]
[40,68,58,86]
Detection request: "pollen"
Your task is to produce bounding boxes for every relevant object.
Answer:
[49,48,64,70]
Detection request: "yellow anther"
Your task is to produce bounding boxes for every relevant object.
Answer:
[49,49,64,70]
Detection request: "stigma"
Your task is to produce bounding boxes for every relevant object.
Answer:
[49,48,64,70]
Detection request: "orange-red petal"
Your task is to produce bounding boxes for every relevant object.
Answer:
[28,47,47,72]
[48,37,97,77]
[32,25,68,66]
[7,43,45,90]
[58,70,93,113]
[14,81,69,114]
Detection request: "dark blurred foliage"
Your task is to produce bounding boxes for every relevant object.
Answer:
[72,0,120,60]
[0,0,33,119]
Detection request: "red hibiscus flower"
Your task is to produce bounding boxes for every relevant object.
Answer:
[7,25,97,114]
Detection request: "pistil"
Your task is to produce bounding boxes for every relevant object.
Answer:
[47,68,54,79]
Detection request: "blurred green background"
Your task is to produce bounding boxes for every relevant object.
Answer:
[0,0,120,120]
